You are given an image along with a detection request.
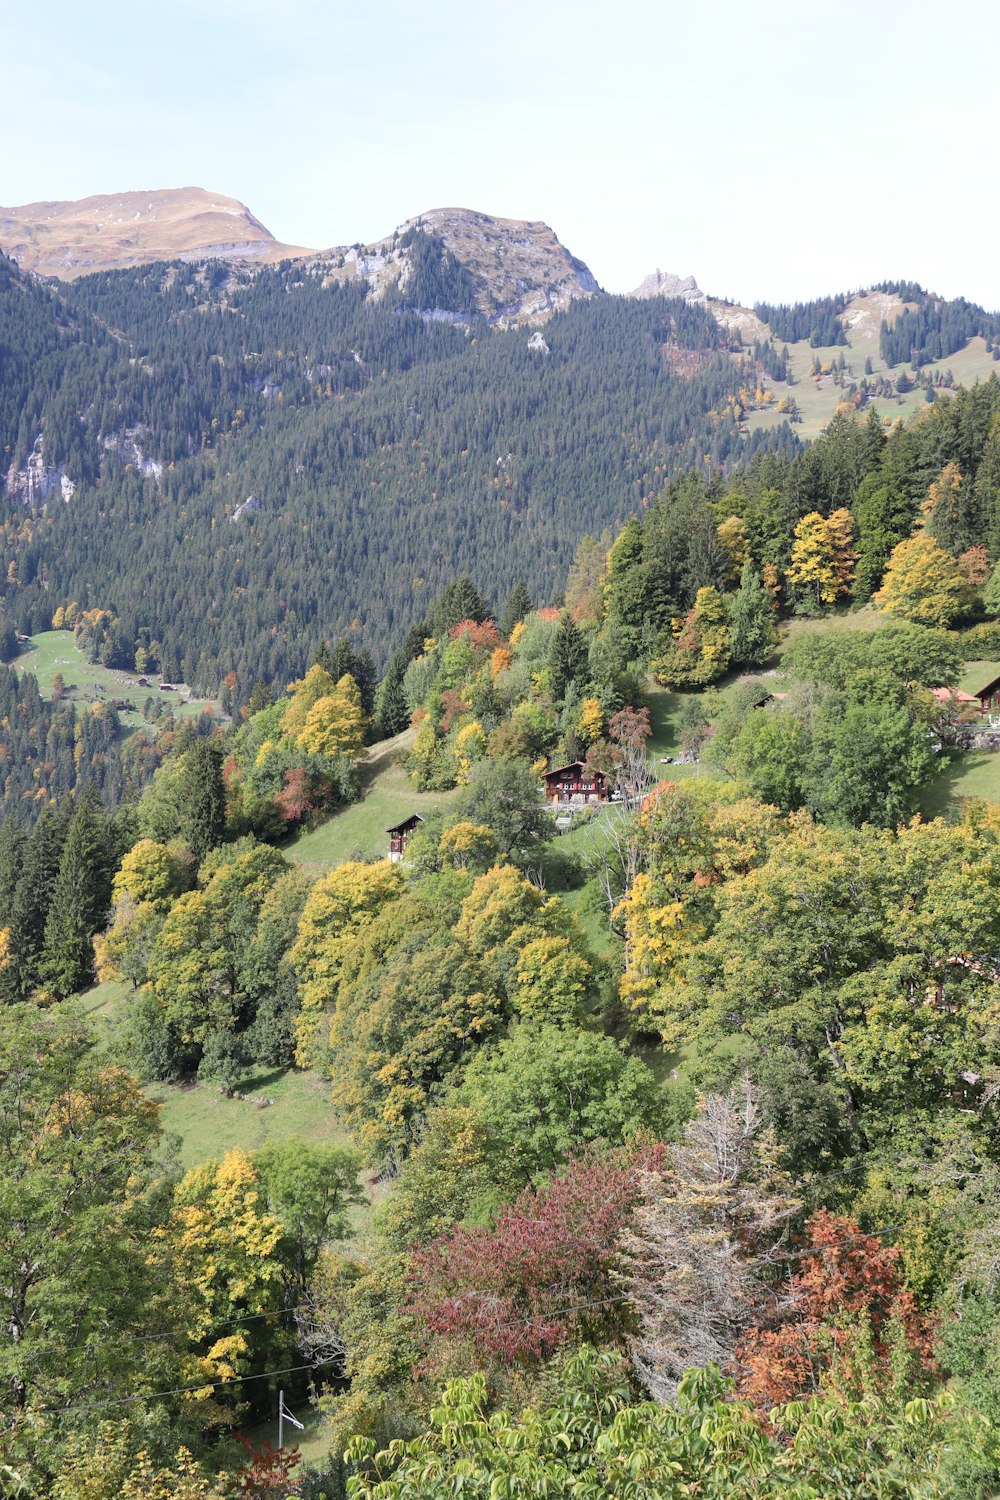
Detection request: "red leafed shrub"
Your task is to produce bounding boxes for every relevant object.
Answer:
[232,1432,301,1496]
[439,690,472,732]
[449,618,501,651]
[274,767,316,824]
[737,1210,935,1408]
[609,705,651,751]
[408,1148,660,1368]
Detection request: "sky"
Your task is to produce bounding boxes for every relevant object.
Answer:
[4,0,998,307]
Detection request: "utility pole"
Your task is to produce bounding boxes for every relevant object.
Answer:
[277,1388,303,1478]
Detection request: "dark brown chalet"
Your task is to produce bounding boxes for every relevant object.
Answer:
[387,814,423,863]
[543,761,609,807]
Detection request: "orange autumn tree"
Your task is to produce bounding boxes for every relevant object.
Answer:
[737,1209,935,1408]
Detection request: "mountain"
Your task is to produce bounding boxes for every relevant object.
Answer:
[2,187,1000,697]
[0,187,313,279]
[0,190,600,329]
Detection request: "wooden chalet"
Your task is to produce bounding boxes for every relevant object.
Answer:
[543,761,609,807]
[947,667,1000,723]
[386,813,423,863]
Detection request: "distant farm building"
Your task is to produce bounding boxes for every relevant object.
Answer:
[543,761,609,807]
[387,813,423,863]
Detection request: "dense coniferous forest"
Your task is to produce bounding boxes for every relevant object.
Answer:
[753,293,849,346]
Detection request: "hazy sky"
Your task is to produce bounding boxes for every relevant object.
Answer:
[4,0,998,306]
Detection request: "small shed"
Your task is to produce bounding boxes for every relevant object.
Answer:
[543,761,609,807]
[387,813,423,863]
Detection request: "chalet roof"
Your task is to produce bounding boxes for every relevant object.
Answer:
[959,662,1000,697]
[544,762,588,778]
[931,686,980,705]
[386,813,424,834]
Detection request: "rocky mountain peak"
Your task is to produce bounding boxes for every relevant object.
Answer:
[630,268,706,303]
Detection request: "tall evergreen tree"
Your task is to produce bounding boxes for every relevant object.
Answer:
[549,611,589,701]
[728,563,778,666]
[3,802,72,1000]
[176,740,227,862]
[0,820,26,928]
[354,647,378,720]
[373,651,410,739]
[432,577,488,637]
[500,582,533,639]
[40,787,115,998]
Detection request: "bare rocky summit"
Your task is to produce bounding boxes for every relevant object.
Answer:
[0,187,313,279]
[630,268,705,303]
[313,206,600,328]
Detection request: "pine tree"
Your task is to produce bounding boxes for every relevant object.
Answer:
[500,582,533,639]
[176,741,227,862]
[983,561,1000,617]
[248,679,274,715]
[432,577,488,637]
[354,647,377,719]
[548,611,589,701]
[373,651,411,739]
[3,802,72,1000]
[40,787,115,998]
[0,820,26,927]
[728,563,778,666]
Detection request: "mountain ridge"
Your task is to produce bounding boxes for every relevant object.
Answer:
[0,186,316,278]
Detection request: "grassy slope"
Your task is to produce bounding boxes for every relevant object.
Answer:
[15,629,217,729]
[288,728,460,871]
[744,331,997,442]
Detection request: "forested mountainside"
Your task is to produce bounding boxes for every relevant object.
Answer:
[2,204,1000,702]
[0,246,788,689]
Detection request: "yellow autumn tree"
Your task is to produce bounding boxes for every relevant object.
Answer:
[154,1149,286,1395]
[513,934,591,1025]
[113,838,189,910]
[717,514,750,579]
[579,696,605,744]
[613,871,702,1041]
[296,673,366,758]
[438,820,498,872]
[874,534,973,628]
[787,512,841,606]
[453,719,487,783]
[291,860,402,1062]
[279,662,337,740]
[826,506,857,596]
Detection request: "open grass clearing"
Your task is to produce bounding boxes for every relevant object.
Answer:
[148,1067,350,1168]
[288,728,460,872]
[920,749,1000,819]
[743,328,997,442]
[15,629,218,730]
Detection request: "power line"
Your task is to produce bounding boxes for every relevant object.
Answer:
[31,1226,907,1415]
[37,1358,339,1416]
